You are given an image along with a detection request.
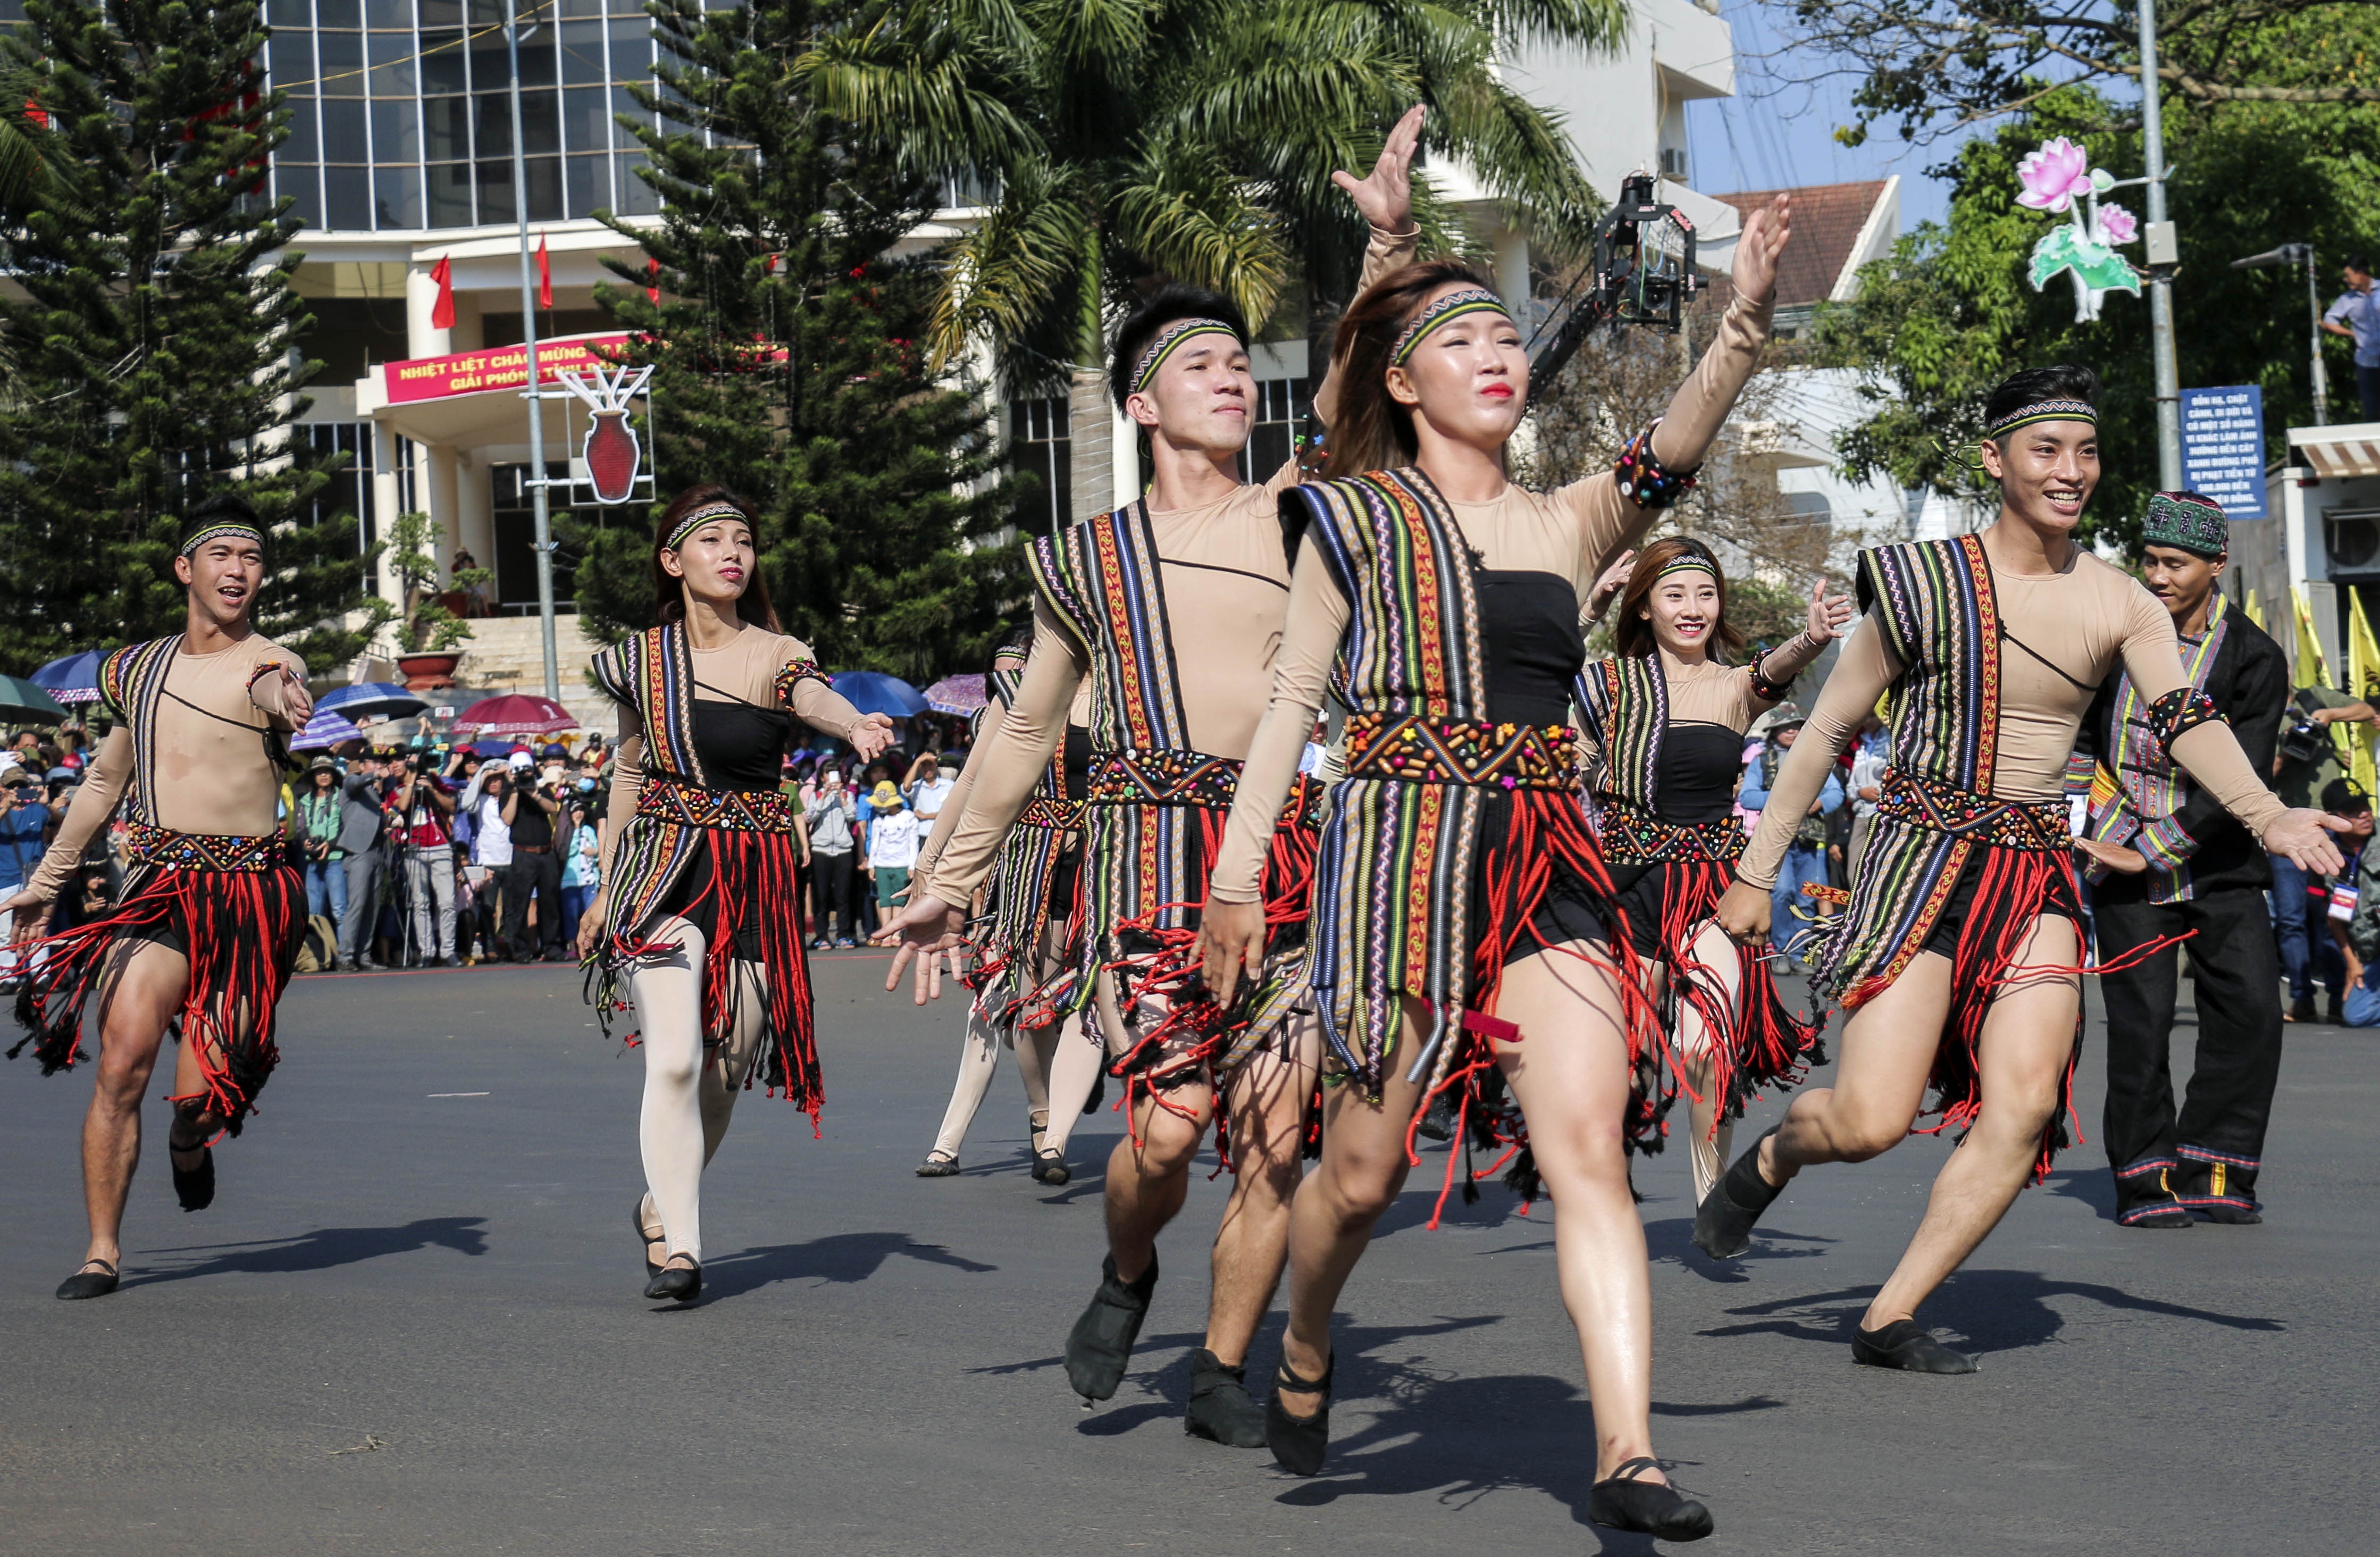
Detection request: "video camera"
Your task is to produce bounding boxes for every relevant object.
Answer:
[2278,690,2337,767]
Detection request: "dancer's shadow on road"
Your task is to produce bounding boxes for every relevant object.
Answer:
[2042,1166,2121,1220]
[1263,1344,1775,1551]
[698,1230,996,1302]
[127,1216,488,1286]
[1701,1268,2282,1355]
[1646,1214,1836,1283]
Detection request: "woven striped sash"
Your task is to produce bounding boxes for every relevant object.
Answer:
[1342,713,1579,792]
[635,774,797,833]
[123,821,283,873]
[1876,768,2068,850]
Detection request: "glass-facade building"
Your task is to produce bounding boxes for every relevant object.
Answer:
[265,0,666,233]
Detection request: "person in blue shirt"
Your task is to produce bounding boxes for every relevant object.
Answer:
[0,761,52,985]
[2321,255,2378,422]
[1736,704,1844,964]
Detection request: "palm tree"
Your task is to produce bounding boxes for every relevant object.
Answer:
[802,0,1624,489]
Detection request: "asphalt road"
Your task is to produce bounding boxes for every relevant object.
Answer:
[2,952,2375,1556]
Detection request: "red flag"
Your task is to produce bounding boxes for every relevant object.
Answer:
[536,231,552,308]
[646,257,661,303]
[429,256,455,330]
[24,98,48,130]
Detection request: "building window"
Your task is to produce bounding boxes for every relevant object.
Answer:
[267,0,667,232]
[296,423,407,596]
[490,462,582,613]
[1236,377,1310,483]
[1010,398,1070,537]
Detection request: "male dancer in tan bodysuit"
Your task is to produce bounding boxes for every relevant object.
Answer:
[881,112,1422,1446]
[6,497,316,1300]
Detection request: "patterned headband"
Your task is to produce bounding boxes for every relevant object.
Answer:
[180,523,264,557]
[664,501,749,550]
[1985,398,2098,438]
[1128,318,1241,395]
[1654,553,1718,581]
[1391,288,1512,365]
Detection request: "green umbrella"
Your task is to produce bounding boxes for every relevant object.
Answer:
[0,675,66,722]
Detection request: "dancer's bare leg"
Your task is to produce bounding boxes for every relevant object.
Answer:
[1757,951,1951,1185]
[1275,996,1434,1393]
[1094,972,1211,1283]
[77,939,198,1272]
[1204,1013,1320,1366]
[1493,945,1664,1484]
[1864,917,2077,1330]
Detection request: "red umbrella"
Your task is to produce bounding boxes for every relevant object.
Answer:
[450,693,578,737]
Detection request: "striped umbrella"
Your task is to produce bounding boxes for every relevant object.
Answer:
[290,709,363,751]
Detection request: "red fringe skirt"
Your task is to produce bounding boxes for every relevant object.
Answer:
[9,856,306,1136]
[593,825,822,1129]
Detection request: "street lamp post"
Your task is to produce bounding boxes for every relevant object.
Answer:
[2138,0,2183,489]
[2231,243,2330,426]
[505,1,561,701]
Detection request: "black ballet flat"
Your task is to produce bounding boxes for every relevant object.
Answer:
[169,1137,214,1213]
[631,1200,664,1275]
[1851,1318,1978,1374]
[1063,1251,1157,1401]
[915,1151,961,1178]
[1692,1128,1783,1259]
[644,1258,700,1303]
[1264,1356,1333,1476]
[1184,1349,1268,1448]
[1031,1148,1071,1186]
[55,1258,120,1301]
[1587,1456,1715,1541]
[1413,1091,1459,1143]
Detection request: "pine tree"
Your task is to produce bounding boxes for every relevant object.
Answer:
[0,0,382,672]
[573,0,1020,679]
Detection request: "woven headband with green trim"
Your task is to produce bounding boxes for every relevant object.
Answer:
[1128,318,1241,395]
[180,523,265,557]
[1985,398,2098,438]
[1654,554,1719,582]
[1391,289,1512,365]
[664,501,750,550]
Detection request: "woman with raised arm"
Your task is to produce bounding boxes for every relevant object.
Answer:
[1575,538,1845,1204]
[574,484,892,1305]
[1697,365,2343,1375]
[911,626,1097,1184]
[1197,198,1795,1539]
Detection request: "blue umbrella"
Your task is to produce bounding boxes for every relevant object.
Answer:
[30,650,104,706]
[290,709,363,751]
[826,670,928,718]
[319,681,432,721]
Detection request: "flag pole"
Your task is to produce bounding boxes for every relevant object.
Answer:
[507,1,561,702]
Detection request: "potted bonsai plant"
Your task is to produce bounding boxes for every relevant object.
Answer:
[388,510,488,690]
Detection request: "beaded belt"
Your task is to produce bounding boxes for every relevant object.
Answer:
[1876,767,2068,851]
[637,774,797,833]
[124,821,283,873]
[1595,796,1745,864]
[1282,773,1325,831]
[1017,794,1087,830]
[1343,712,1579,792]
[1087,748,1242,810]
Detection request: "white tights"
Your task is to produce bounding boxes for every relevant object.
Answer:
[928,1007,1061,1159]
[632,918,768,1264]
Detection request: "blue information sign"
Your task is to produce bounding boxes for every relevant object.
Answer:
[2180,385,2267,520]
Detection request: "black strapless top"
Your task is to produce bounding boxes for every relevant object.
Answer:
[1657,722,1746,825]
[690,699,792,791]
[1477,570,1586,729]
[1062,724,1093,797]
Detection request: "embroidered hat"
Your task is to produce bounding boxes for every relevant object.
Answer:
[2141,490,2227,559]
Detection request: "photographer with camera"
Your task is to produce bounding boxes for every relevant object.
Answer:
[336,750,393,969]
[387,747,460,967]
[294,756,348,940]
[499,750,566,962]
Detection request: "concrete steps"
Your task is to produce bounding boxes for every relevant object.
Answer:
[449,615,616,736]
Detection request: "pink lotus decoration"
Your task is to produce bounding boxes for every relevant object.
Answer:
[2094,203,2139,246]
[2016,138,2092,214]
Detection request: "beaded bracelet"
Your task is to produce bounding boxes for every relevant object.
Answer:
[1748,631,1811,701]
[1613,418,1700,509]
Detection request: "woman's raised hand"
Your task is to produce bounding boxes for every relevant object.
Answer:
[1333,104,1424,236]
[1805,577,1855,644]
[1731,194,1792,311]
